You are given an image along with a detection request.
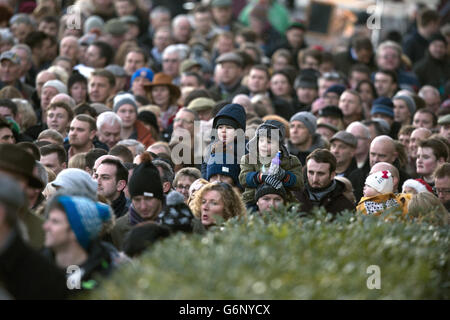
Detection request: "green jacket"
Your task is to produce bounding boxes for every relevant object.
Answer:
[239,153,303,205]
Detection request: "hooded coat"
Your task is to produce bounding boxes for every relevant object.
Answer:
[239,120,303,205]
[202,104,248,178]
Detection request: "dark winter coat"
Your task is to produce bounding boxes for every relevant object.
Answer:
[413,52,450,92]
[202,104,248,177]
[0,230,68,299]
[293,179,355,216]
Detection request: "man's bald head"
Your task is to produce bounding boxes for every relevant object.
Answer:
[36,70,57,98]
[370,162,400,192]
[409,127,432,159]
[370,135,398,167]
[232,94,253,114]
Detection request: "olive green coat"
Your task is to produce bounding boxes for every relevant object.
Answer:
[239,153,304,204]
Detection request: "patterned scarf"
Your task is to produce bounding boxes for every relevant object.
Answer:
[128,205,145,226]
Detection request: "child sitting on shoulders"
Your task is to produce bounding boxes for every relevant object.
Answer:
[357,170,408,216]
[239,119,303,208]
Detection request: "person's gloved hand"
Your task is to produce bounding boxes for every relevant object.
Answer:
[264,175,282,189]
[272,167,286,181]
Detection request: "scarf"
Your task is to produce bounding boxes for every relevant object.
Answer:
[111,192,128,218]
[308,180,337,204]
[128,205,145,226]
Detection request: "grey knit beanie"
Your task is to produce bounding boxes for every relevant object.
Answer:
[393,95,416,116]
[289,111,317,134]
[113,93,138,113]
[43,80,67,94]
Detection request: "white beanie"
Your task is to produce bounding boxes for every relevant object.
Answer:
[43,80,67,94]
[365,170,394,194]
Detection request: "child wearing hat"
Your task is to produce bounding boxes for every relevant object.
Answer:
[357,170,408,216]
[402,178,433,194]
[201,103,248,178]
[239,119,303,207]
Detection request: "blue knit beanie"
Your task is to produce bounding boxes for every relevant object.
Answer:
[56,195,112,250]
[131,68,154,87]
[206,152,241,187]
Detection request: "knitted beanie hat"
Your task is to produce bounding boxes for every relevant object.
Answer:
[393,95,416,116]
[56,195,112,250]
[51,168,98,201]
[156,191,195,233]
[365,170,394,194]
[113,92,138,113]
[255,183,287,202]
[128,160,164,201]
[290,111,317,134]
[43,80,67,94]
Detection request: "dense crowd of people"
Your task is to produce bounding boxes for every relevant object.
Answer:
[0,0,449,299]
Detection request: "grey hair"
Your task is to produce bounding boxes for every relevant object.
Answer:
[11,44,32,64]
[153,159,174,184]
[418,85,440,98]
[0,29,15,45]
[172,14,191,29]
[150,6,171,20]
[10,13,35,27]
[346,121,371,139]
[376,40,403,59]
[117,139,145,155]
[35,161,49,187]
[162,44,189,61]
[96,111,122,130]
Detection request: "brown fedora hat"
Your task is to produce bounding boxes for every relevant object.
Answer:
[0,144,44,189]
[143,72,181,101]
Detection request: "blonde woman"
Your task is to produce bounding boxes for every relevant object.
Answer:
[190,181,246,229]
[408,192,449,226]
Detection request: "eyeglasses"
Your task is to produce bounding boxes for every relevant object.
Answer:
[176,185,190,191]
[432,187,450,195]
[163,59,179,63]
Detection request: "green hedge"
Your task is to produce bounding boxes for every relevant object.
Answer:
[91,208,450,299]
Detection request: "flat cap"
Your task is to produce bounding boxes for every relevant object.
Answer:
[330,131,357,148]
[216,52,243,67]
[187,97,215,112]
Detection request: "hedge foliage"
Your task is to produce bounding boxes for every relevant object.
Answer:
[91,207,449,299]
